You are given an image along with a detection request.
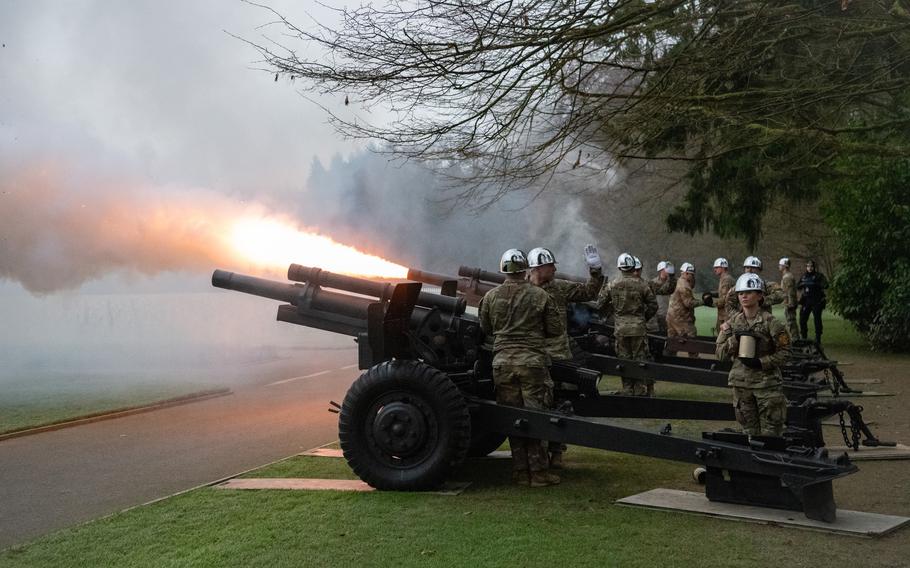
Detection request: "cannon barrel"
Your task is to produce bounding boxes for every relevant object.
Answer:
[289,264,465,315]
[458,265,587,284]
[212,269,376,321]
[407,267,497,302]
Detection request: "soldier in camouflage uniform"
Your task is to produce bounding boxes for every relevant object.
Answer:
[528,244,605,469]
[778,257,799,339]
[597,253,658,396]
[647,261,676,335]
[666,262,703,357]
[724,256,781,319]
[712,258,735,334]
[716,273,791,437]
[479,248,563,487]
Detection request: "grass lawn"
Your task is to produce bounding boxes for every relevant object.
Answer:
[3,447,907,568]
[0,374,214,435]
[2,311,908,567]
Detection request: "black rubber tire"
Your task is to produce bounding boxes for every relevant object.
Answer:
[467,423,508,457]
[338,360,470,490]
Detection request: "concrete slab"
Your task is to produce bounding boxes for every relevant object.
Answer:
[215,478,471,495]
[616,488,910,538]
[843,378,882,385]
[826,443,910,461]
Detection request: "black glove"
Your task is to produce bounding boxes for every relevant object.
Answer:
[701,292,714,307]
[739,357,762,369]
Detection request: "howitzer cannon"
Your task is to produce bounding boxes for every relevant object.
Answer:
[213,264,858,522]
[410,265,892,450]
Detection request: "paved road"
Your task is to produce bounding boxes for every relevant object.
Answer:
[0,343,360,549]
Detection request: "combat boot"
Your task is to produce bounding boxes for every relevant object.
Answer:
[549,452,564,470]
[511,470,530,486]
[529,471,561,487]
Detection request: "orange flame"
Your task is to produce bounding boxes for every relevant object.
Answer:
[229,217,407,279]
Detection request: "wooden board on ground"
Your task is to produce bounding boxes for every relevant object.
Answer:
[216,478,471,495]
[616,488,910,538]
[301,448,344,458]
[825,443,910,461]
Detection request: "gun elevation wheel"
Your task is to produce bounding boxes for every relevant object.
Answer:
[338,360,470,490]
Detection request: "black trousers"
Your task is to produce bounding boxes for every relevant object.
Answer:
[799,303,824,339]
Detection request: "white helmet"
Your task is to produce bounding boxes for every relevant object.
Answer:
[499,249,529,274]
[779,257,790,268]
[656,261,668,272]
[734,273,765,293]
[680,262,695,274]
[617,253,636,271]
[743,256,763,270]
[633,256,642,270]
[527,247,556,268]
[665,261,676,275]
[713,257,728,268]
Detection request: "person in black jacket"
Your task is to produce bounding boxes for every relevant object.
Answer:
[798,260,828,345]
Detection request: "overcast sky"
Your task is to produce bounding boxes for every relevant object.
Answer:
[0,1,364,195]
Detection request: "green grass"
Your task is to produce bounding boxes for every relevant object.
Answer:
[0,374,211,434]
[3,449,905,568]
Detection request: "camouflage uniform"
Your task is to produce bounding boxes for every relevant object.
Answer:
[597,272,658,396]
[479,279,562,481]
[716,312,791,436]
[646,274,676,334]
[714,273,735,334]
[539,270,604,361]
[538,270,604,465]
[780,271,799,339]
[666,276,703,357]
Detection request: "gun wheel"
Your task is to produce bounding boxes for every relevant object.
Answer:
[339,360,470,490]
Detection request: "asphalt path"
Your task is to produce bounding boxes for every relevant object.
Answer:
[0,341,360,550]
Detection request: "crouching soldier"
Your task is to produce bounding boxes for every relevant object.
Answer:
[716,273,791,437]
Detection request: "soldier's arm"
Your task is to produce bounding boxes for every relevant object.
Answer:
[714,278,730,308]
[542,295,563,339]
[596,282,613,318]
[715,325,736,362]
[563,268,605,303]
[479,296,492,336]
[643,285,659,321]
[761,320,792,370]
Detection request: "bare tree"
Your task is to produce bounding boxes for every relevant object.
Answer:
[242,0,910,240]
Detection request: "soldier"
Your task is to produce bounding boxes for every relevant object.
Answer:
[713,258,735,335]
[724,256,776,319]
[528,244,604,469]
[778,257,799,339]
[479,248,563,487]
[798,260,829,345]
[647,260,677,335]
[666,262,703,357]
[716,273,790,437]
[597,253,658,396]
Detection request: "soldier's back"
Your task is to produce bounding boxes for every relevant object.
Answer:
[482,280,551,366]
